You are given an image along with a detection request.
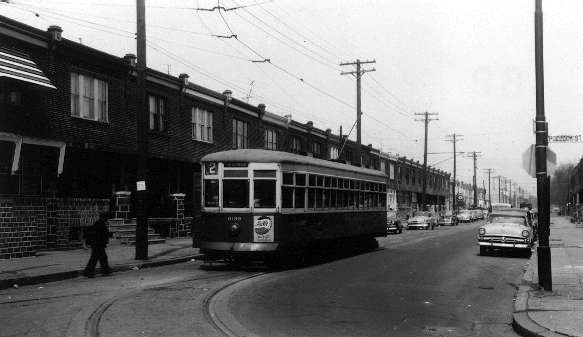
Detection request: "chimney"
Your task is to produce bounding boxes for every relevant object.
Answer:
[123,54,137,68]
[47,25,63,42]
[257,103,266,119]
[179,73,189,87]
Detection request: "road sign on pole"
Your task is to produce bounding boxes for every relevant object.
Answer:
[522,144,557,178]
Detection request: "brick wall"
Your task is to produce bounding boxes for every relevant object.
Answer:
[0,196,109,259]
[0,198,46,259]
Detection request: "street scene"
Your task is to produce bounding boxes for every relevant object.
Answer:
[1,0,583,336]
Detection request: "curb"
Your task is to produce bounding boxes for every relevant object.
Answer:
[0,254,201,290]
[512,251,565,337]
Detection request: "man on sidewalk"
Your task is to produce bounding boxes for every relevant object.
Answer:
[83,211,111,278]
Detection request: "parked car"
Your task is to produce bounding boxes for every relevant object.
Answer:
[495,208,538,241]
[470,209,484,221]
[407,211,437,230]
[386,210,405,234]
[478,211,534,256]
[457,210,472,223]
[438,211,458,226]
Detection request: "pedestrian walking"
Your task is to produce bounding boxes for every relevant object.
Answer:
[84,211,111,278]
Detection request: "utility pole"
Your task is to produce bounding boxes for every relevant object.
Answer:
[445,133,463,214]
[135,0,149,260]
[483,168,495,208]
[466,151,482,207]
[340,59,376,166]
[494,175,502,203]
[415,112,439,209]
[508,179,513,207]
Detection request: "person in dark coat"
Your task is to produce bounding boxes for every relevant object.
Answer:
[84,211,111,277]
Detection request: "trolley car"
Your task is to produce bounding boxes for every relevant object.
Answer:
[197,149,388,262]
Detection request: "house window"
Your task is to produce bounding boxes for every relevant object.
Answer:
[70,72,108,122]
[192,107,213,142]
[232,119,248,149]
[148,95,166,132]
[264,128,279,150]
[290,136,302,153]
[329,145,339,160]
[312,142,321,158]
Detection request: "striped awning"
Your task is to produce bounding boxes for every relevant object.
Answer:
[0,47,56,89]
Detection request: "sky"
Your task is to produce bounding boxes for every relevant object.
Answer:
[2,0,582,197]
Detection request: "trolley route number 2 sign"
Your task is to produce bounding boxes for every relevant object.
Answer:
[253,215,274,242]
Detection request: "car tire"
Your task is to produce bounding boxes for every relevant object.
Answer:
[479,246,488,256]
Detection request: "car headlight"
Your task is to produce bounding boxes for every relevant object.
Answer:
[479,228,486,235]
[521,230,530,238]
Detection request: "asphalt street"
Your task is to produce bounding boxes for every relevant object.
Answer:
[0,220,527,337]
[224,221,527,337]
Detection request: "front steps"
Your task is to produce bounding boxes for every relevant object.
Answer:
[108,218,166,245]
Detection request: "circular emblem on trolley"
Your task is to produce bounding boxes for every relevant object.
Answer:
[254,216,272,235]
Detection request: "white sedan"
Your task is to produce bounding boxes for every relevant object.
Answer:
[477,213,533,256]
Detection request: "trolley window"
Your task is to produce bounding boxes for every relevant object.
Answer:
[283,172,294,185]
[254,180,276,208]
[282,186,293,208]
[204,179,219,207]
[223,180,249,208]
[294,187,305,209]
[296,173,306,186]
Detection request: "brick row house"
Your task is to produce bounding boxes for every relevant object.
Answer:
[0,15,451,258]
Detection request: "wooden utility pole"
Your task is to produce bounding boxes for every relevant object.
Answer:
[135,0,149,260]
[445,133,463,213]
[415,112,439,209]
[494,175,503,203]
[483,168,495,208]
[340,59,375,166]
[535,0,551,291]
[466,151,482,208]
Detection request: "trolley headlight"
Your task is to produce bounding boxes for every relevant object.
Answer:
[521,230,530,238]
[229,223,240,236]
[478,228,486,235]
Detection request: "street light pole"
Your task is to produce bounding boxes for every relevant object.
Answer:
[534,0,552,291]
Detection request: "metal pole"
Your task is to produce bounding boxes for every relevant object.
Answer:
[135,0,148,260]
[535,0,551,291]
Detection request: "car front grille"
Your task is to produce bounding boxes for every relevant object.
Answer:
[480,235,525,243]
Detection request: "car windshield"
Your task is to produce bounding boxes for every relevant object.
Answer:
[488,216,525,225]
[413,211,430,217]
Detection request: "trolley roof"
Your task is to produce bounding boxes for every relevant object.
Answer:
[201,149,387,179]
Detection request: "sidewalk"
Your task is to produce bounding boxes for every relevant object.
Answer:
[0,238,200,290]
[513,215,583,337]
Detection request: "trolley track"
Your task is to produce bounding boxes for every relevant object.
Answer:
[67,271,249,337]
